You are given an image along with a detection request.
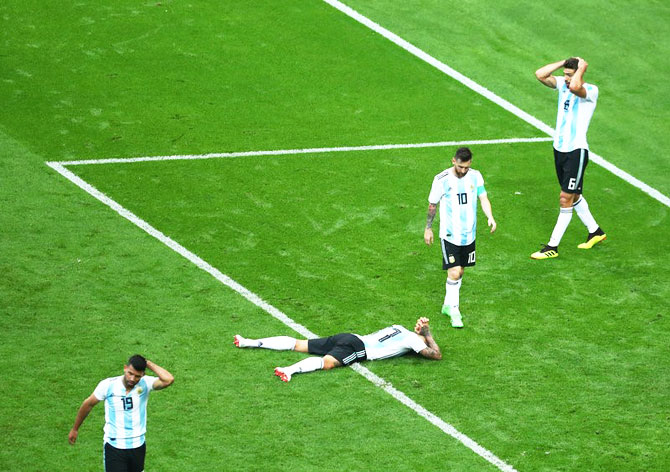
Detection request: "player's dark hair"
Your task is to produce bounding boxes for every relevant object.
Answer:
[564,57,579,70]
[127,354,147,372]
[454,147,472,162]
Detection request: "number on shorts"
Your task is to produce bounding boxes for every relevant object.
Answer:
[568,178,577,190]
[468,251,476,264]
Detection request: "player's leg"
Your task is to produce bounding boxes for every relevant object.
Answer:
[127,444,146,472]
[440,239,462,317]
[274,357,326,382]
[443,266,464,323]
[571,151,606,249]
[274,336,333,382]
[532,149,578,259]
[549,190,576,244]
[440,239,474,328]
[104,442,128,472]
[293,339,309,352]
[275,334,358,382]
[233,335,296,350]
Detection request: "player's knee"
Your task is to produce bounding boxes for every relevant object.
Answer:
[322,356,340,370]
[447,268,463,280]
[293,339,309,353]
[559,192,575,208]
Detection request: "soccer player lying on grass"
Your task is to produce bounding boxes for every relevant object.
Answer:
[234,317,442,382]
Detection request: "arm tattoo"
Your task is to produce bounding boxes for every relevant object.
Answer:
[426,204,437,229]
[419,326,442,360]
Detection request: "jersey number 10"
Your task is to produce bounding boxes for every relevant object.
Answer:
[457,192,468,205]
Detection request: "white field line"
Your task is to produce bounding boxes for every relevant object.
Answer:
[46,160,517,472]
[323,0,670,209]
[50,137,551,166]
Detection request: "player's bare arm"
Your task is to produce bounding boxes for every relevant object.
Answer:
[147,360,175,390]
[414,317,442,360]
[424,203,437,245]
[535,60,564,88]
[68,394,100,445]
[568,57,588,98]
[479,194,497,233]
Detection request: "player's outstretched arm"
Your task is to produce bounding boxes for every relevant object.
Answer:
[147,360,175,390]
[68,394,100,445]
[535,60,564,88]
[415,317,442,360]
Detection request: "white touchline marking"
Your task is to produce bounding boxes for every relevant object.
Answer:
[51,137,551,166]
[46,160,518,472]
[322,0,670,209]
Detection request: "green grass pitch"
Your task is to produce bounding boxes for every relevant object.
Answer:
[1,1,669,471]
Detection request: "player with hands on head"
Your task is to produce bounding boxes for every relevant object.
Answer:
[532,56,606,260]
[234,316,441,382]
[68,355,174,472]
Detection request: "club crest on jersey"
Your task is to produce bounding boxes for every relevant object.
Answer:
[137,388,143,394]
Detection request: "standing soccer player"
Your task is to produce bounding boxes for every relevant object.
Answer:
[424,147,496,328]
[68,355,174,472]
[531,57,606,260]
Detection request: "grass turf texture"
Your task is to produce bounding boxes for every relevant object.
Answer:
[1,0,669,471]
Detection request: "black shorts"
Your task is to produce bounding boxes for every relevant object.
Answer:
[104,442,146,472]
[554,148,589,194]
[441,239,476,269]
[308,333,366,366]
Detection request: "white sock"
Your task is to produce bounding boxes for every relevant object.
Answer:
[548,207,573,247]
[444,278,461,309]
[572,196,599,233]
[284,357,324,376]
[245,336,296,350]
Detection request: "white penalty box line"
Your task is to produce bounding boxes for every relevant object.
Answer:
[51,136,551,166]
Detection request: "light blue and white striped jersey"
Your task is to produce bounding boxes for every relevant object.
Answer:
[93,375,157,449]
[553,76,598,152]
[428,168,486,246]
[356,325,427,361]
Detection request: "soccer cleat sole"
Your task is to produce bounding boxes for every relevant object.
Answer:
[577,234,607,249]
[530,250,558,260]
